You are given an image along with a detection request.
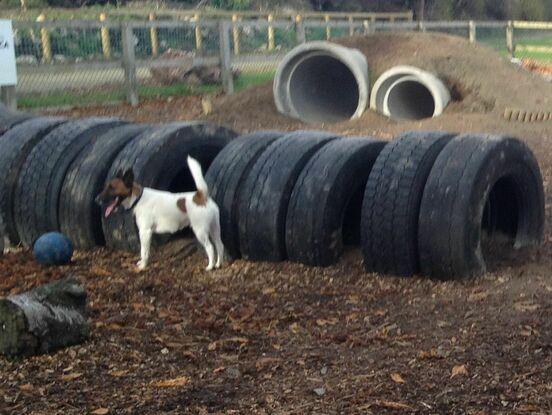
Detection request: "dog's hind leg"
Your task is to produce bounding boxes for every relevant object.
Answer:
[137,228,152,271]
[195,229,216,271]
[211,218,224,269]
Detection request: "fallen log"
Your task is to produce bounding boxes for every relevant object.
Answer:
[0,276,89,358]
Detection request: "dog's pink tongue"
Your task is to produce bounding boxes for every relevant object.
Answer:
[104,197,119,218]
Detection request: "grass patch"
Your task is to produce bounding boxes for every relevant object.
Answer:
[235,71,275,91]
[18,71,275,109]
[515,34,552,62]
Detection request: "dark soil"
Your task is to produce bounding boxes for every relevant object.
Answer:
[3,32,552,414]
[1,242,551,414]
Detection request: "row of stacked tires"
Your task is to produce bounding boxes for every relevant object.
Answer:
[0,106,544,279]
[207,130,544,279]
[0,109,236,257]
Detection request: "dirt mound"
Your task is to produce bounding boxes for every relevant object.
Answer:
[207,32,552,134]
[339,32,552,112]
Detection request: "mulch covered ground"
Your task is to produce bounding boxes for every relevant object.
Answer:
[1,241,551,414]
[2,32,552,414]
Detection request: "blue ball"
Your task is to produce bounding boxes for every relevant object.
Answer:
[33,232,73,266]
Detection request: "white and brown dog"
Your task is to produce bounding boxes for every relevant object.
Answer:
[96,156,224,271]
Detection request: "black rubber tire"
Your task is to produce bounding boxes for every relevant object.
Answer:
[14,118,124,247]
[0,117,68,244]
[286,137,386,266]
[418,134,545,279]
[205,131,284,259]
[0,113,34,136]
[361,131,456,277]
[59,124,149,249]
[102,122,236,252]
[238,131,340,262]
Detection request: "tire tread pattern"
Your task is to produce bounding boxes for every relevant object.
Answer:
[361,131,454,276]
[14,118,123,246]
[238,131,339,261]
[0,117,67,243]
[205,131,283,258]
[287,137,385,266]
[60,124,148,249]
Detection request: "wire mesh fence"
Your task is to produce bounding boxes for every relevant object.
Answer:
[8,18,552,109]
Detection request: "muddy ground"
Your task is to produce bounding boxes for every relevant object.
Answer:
[1,32,552,414]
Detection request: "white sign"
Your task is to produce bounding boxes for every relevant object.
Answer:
[0,20,17,86]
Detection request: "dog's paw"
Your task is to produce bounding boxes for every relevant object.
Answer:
[205,264,214,271]
[215,262,222,269]
[136,260,147,271]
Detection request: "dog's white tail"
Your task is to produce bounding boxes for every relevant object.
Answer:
[187,156,208,197]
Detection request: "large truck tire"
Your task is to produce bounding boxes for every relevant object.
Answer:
[14,118,123,246]
[361,131,455,276]
[0,117,67,244]
[59,124,149,249]
[418,134,544,279]
[286,137,385,266]
[238,131,340,262]
[205,131,284,259]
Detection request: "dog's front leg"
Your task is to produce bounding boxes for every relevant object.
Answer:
[137,228,152,271]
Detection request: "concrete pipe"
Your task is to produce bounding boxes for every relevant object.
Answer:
[370,65,450,121]
[274,41,369,124]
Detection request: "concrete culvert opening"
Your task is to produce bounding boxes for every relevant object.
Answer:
[289,54,360,123]
[274,41,369,124]
[371,65,451,121]
[385,77,436,120]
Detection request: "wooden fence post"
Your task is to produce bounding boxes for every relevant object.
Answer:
[219,20,234,95]
[232,14,240,56]
[506,20,515,58]
[268,14,275,51]
[348,15,354,36]
[36,13,52,63]
[121,23,138,106]
[100,13,111,59]
[325,14,331,40]
[468,20,476,43]
[149,12,158,57]
[363,20,375,35]
[295,14,306,44]
[194,13,203,53]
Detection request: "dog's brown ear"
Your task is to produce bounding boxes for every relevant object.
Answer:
[122,169,134,188]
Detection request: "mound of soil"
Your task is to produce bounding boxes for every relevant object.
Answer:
[339,32,552,113]
[1,239,551,414]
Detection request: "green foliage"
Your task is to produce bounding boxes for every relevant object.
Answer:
[429,0,453,19]
[0,0,45,8]
[211,0,252,10]
[312,0,552,20]
[516,0,547,20]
